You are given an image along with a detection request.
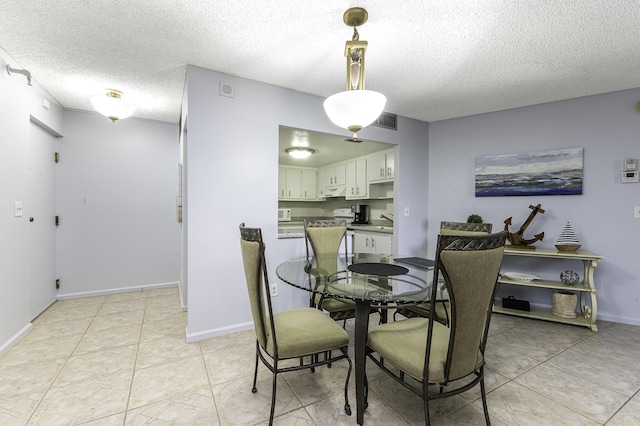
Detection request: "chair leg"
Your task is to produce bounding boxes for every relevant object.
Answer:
[344,349,352,416]
[480,372,491,425]
[269,363,278,425]
[252,342,259,393]
[364,371,369,410]
[423,382,431,426]
[424,396,432,425]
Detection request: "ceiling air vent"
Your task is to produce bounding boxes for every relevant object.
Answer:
[372,112,397,130]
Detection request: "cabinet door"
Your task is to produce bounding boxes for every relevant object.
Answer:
[371,234,392,254]
[285,168,301,199]
[334,163,346,186]
[323,166,334,187]
[301,169,317,200]
[368,152,387,182]
[317,168,325,198]
[278,167,287,199]
[385,151,394,180]
[345,161,357,199]
[353,232,371,253]
[356,158,368,198]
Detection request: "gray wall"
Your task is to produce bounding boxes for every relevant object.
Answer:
[183,65,430,341]
[56,111,181,297]
[428,89,640,325]
[0,46,181,353]
[0,48,63,352]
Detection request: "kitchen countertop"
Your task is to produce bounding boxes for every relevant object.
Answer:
[347,224,393,234]
[278,219,393,239]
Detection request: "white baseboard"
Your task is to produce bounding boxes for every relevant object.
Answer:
[0,323,32,358]
[57,281,179,300]
[185,321,253,343]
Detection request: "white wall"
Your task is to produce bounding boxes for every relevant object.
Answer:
[429,89,640,325]
[56,111,181,297]
[0,48,64,353]
[184,65,429,341]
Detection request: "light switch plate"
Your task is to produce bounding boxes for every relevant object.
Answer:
[14,201,23,217]
[634,206,640,219]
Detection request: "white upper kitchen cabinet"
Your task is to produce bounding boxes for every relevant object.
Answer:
[323,162,346,188]
[279,166,318,201]
[346,158,368,199]
[301,168,317,200]
[368,149,394,183]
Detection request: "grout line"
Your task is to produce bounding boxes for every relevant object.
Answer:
[24,296,107,425]
[122,292,149,423]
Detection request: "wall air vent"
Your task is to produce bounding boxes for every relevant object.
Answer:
[372,112,398,130]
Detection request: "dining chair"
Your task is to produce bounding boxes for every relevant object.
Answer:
[439,220,493,235]
[366,231,507,425]
[395,221,494,325]
[304,219,357,324]
[239,223,352,424]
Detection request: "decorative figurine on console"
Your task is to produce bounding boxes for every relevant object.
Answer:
[503,204,545,250]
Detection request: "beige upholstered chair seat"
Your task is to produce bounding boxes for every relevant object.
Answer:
[399,301,449,322]
[368,317,483,382]
[266,308,350,359]
[368,318,482,383]
[314,294,355,313]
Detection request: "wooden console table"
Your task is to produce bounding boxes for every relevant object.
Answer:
[494,247,603,331]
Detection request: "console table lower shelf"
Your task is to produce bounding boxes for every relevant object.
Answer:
[494,247,602,332]
[493,301,596,330]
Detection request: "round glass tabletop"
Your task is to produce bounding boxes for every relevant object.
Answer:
[276,253,436,304]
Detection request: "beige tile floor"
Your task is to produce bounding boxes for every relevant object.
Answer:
[1,286,639,425]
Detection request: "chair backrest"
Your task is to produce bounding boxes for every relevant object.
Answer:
[304,219,348,276]
[239,223,273,352]
[440,221,493,235]
[426,231,507,382]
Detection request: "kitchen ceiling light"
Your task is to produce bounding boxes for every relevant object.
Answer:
[90,89,135,122]
[286,147,316,159]
[323,7,386,141]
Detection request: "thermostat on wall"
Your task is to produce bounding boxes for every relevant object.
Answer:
[621,170,639,183]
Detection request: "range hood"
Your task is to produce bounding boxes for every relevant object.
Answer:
[324,186,346,197]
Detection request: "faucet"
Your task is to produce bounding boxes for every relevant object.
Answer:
[380,212,394,224]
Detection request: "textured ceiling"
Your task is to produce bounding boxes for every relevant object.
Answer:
[1,1,640,124]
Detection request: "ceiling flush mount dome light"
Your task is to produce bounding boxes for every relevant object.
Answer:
[323,7,386,141]
[90,89,135,122]
[286,147,316,159]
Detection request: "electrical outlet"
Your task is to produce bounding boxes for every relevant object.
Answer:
[634,206,640,219]
[270,283,278,297]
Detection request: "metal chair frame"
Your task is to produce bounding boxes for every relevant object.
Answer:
[240,223,353,424]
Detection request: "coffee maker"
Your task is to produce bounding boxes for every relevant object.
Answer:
[351,204,369,224]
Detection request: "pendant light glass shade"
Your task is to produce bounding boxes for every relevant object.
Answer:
[90,89,135,122]
[323,90,386,136]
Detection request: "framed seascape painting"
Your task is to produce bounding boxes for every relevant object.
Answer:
[475,147,583,197]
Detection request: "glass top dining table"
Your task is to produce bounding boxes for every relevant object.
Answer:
[276,253,436,425]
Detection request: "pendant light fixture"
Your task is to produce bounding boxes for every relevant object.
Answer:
[323,7,386,141]
[90,89,135,122]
